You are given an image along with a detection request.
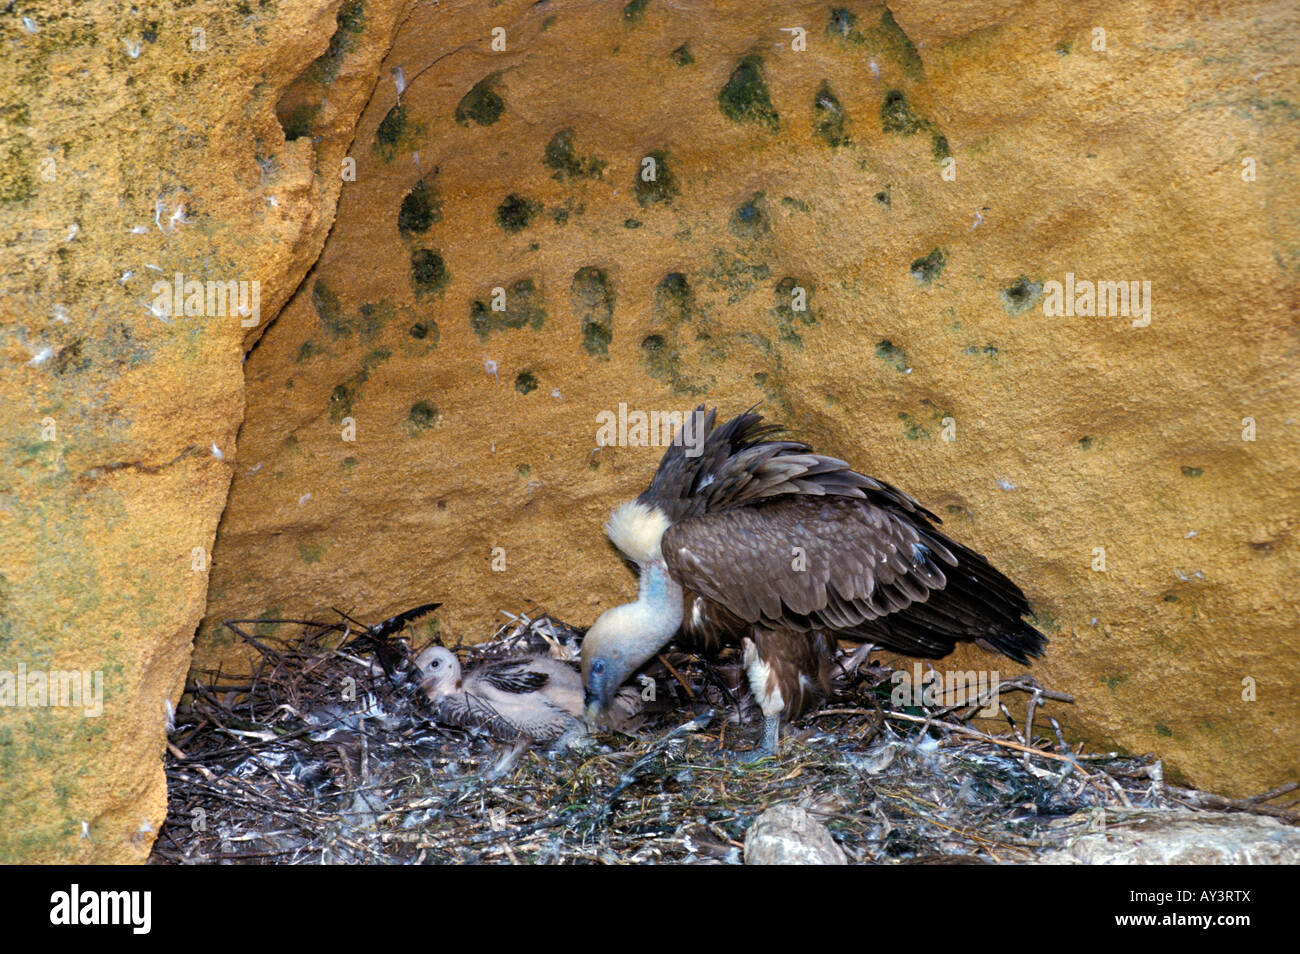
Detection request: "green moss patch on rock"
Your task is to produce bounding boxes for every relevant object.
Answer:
[881,89,923,134]
[311,279,350,337]
[543,128,605,180]
[702,248,770,305]
[881,90,950,160]
[828,6,924,81]
[496,194,541,233]
[910,248,947,284]
[879,6,925,80]
[876,338,909,372]
[623,0,649,24]
[771,276,819,345]
[718,54,779,129]
[374,101,423,161]
[329,382,355,423]
[302,0,366,85]
[407,400,439,433]
[410,249,449,298]
[571,266,615,358]
[469,278,547,339]
[1000,275,1044,315]
[813,82,848,147]
[398,178,441,236]
[456,74,504,126]
[0,132,37,204]
[634,149,679,206]
[407,317,439,346]
[729,192,771,240]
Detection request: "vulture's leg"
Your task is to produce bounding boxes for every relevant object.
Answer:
[754,712,781,760]
[720,719,779,763]
[719,637,785,762]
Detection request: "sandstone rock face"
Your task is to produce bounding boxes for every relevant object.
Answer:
[0,0,410,862]
[198,0,1298,800]
[7,0,1295,866]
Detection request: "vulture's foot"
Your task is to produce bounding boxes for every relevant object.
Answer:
[721,714,781,764]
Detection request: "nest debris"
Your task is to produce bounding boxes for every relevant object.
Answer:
[150,608,1298,864]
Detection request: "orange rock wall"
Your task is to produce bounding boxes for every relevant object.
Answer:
[200,0,1299,797]
[0,0,412,862]
[3,0,1294,867]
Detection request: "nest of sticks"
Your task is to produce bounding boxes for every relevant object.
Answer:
[150,607,1297,864]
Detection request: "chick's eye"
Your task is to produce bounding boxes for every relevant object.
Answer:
[429,660,440,669]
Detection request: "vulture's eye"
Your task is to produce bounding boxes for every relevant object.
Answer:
[591,660,606,676]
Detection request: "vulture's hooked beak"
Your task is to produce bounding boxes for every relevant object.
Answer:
[582,658,617,726]
[583,684,609,726]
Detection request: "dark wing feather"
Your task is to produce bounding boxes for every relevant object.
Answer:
[368,601,442,638]
[663,495,935,626]
[476,659,550,694]
[638,406,939,522]
[662,495,1045,662]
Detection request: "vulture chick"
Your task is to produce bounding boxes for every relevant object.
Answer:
[581,406,1047,759]
[415,646,585,743]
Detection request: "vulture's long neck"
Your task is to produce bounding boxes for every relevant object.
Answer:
[605,502,685,658]
[629,559,684,649]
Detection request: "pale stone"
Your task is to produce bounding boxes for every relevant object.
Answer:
[745,804,848,865]
[1041,811,1300,865]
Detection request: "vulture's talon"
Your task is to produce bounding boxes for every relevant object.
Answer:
[721,746,777,766]
[720,714,780,764]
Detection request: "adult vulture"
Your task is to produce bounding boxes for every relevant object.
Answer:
[581,406,1046,757]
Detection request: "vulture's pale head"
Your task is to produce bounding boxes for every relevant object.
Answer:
[414,645,463,701]
[581,603,663,723]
